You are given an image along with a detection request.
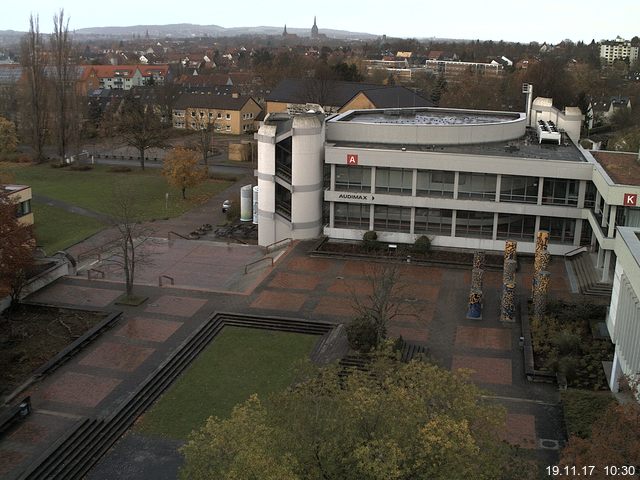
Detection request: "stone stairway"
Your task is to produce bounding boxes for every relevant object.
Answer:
[568,253,613,297]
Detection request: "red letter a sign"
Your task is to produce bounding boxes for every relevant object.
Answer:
[346,154,358,166]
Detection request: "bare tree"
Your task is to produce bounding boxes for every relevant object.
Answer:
[50,9,77,161]
[117,93,165,170]
[347,264,414,352]
[105,185,155,298]
[20,14,48,163]
[193,117,214,166]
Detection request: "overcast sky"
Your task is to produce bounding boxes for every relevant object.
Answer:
[2,0,638,44]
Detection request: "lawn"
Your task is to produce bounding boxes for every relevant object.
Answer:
[5,163,232,221]
[32,201,106,254]
[135,327,318,440]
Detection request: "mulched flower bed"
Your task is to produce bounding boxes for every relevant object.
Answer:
[0,305,106,397]
[315,239,507,269]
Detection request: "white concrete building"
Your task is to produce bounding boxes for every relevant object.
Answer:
[607,226,640,392]
[256,104,640,284]
[599,37,639,66]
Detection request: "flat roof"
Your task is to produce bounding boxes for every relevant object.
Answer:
[329,128,587,163]
[337,108,521,126]
[1,184,29,193]
[591,150,640,186]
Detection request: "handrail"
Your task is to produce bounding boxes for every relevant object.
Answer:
[264,237,292,254]
[168,231,190,241]
[159,275,174,287]
[244,256,274,274]
[564,245,588,258]
[87,269,105,280]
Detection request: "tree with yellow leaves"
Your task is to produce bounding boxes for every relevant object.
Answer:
[180,346,535,480]
[162,147,208,200]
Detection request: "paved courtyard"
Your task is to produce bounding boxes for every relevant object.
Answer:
[0,239,575,478]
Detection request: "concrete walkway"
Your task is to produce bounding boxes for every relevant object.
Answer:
[32,194,115,224]
[0,232,577,478]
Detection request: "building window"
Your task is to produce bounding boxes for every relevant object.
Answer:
[539,216,575,244]
[16,199,31,217]
[226,113,231,120]
[496,214,536,241]
[373,205,411,232]
[416,170,454,198]
[334,202,370,229]
[542,178,578,206]
[499,175,539,203]
[217,113,222,119]
[457,172,497,200]
[415,208,453,235]
[275,137,292,182]
[455,210,494,238]
[275,183,291,221]
[226,125,231,132]
[584,182,597,210]
[335,166,372,192]
[375,168,412,195]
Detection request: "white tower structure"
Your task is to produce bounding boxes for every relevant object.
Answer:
[256,113,325,246]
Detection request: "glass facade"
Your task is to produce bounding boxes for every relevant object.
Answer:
[373,206,411,232]
[457,172,497,200]
[414,208,453,235]
[275,183,291,221]
[416,170,454,198]
[542,178,579,206]
[496,214,536,241]
[539,216,575,244]
[455,210,494,238]
[334,202,370,229]
[500,175,539,203]
[335,166,371,192]
[375,168,413,195]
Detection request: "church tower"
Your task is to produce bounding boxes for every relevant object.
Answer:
[311,16,319,38]
[283,24,288,37]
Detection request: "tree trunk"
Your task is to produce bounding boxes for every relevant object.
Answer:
[182,186,186,200]
[139,147,145,170]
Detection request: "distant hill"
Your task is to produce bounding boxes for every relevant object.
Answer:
[72,23,378,40]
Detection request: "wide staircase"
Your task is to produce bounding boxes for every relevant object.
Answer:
[16,313,333,480]
[568,252,613,297]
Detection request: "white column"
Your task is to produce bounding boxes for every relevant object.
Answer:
[573,219,583,246]
[577,180,586,209]
[609,350,621,392]
[537,177,544,205]
[602,250,612,282]
[492,212,498,240]
[495,174,501,202]
[453,172,459,200]
[608,205,617,237]
[451,210,457,237]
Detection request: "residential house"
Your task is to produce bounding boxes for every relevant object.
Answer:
[588,96,632,127]
[265,79,432,114]
[86,65,169,91]
[172,92,262,134]
[2,185,33,226]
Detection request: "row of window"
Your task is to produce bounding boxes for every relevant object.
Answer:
[334,166,580,206]
[333,203,576,244]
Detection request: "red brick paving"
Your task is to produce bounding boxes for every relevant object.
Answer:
[286,257,331,272]
[327,278,372,296]
[250,290,307,312]
[402,265,444,283]
[400,283,440,302]
[40,372,121,408]
[7,421,46,443]
[341,261,368,277]
[28,284,122,308]
[79,342,155,372]
[502,413,537,449]
[115,317,183,343]
[0,449,26,476]
[388,325,428,343]
[451,355,513,385]
[463,270,504,289]
[144,295,208,318]
[455,326,512,350]
[268,272,321,291]
[313,297,355,318]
